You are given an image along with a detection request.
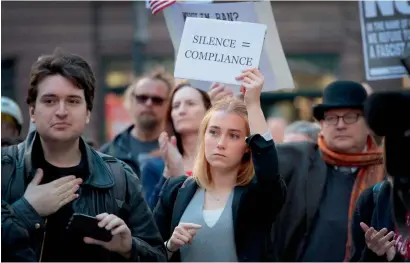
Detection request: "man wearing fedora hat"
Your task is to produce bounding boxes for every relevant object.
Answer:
[350,91,410,262]
[272,80,385,262]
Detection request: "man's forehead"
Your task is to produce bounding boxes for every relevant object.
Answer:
[135,78,168,92]
[37,75,85,96]
[38,88,85,98]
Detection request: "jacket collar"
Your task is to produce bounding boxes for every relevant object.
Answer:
[105,125,138,163]
[112,125,134,152]
[21,131,115,189]
[171,177,198,231]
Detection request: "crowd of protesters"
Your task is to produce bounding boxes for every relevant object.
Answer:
[1,49,410,262]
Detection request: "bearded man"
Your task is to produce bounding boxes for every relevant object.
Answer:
[100,68,173,175]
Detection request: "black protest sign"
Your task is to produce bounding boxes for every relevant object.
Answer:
[359,0,410,80]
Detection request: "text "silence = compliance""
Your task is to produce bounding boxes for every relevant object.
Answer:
[174,17,267,86]
[242,42,250,47]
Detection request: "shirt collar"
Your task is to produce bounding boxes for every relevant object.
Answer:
[334,145,367,173]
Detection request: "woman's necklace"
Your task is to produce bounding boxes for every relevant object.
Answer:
[208,193,221,202]
[206,190,229,202]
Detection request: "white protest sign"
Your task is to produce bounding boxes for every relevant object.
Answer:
[174,17,266,87]
[164,1,294,92]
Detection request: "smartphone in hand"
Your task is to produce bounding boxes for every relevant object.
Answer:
[67,213,113,242]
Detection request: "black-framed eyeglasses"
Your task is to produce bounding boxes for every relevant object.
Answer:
[324,113,362,125]
[134,94,165,106]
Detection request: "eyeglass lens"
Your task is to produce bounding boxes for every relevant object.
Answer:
[134,94,165,106]
[324,113,361,125]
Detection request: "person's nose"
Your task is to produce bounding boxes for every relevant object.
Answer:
[178,103,187,116]
[55,101,68,118]
[145,98,153,107]
[217,135,227,150]
[335,117,347,129]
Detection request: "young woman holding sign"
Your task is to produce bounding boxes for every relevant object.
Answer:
[153,68,286,262]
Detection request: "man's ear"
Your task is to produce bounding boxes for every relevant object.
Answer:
[29,105,36,123]
[86,110,91,124]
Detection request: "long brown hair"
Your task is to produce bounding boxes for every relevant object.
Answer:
[192,98,255,190]
[167,82,212,155]
[148,81,211,158]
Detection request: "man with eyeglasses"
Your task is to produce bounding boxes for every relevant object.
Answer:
[100,67,173,175]
[271,81,385,262]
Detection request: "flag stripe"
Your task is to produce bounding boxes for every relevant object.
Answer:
[151,1,175,14]
[149,0,176,15]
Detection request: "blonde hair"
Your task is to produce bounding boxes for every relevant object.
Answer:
[123,67,174,110]
[192,98,255,189]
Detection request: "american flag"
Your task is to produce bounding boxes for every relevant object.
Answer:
[149,0,177,15]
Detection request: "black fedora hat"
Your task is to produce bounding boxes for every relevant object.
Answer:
[313,80,368,121]
[364,91,410,237]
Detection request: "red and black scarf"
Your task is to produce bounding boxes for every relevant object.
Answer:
[318,134,384,261]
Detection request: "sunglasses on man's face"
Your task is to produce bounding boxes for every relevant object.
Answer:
[134,94,165,106]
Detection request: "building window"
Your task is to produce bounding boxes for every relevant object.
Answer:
[1,59,16,99]
[103,56,175,91]
[143,58,174,74]
[287,53,340,90]
[103,58,134,90]
[262,53,339,122]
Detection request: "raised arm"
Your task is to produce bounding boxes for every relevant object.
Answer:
[236,68,286,219]
[236,68,268,135]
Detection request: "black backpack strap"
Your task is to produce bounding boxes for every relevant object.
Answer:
[101,155,131,218]
[1,144,19,200]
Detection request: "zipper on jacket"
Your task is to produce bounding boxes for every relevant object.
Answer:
[39,219,48,262]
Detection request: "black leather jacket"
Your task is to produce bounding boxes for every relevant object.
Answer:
[1,132,167,262]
